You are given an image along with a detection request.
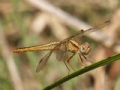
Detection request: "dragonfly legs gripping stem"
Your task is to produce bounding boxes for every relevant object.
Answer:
[64,53,75,71]
[78,53,93,67]
[63,60,70,74]
[81,53,93,64]
[78,54,85,66]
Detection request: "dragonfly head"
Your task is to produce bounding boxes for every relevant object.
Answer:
[80,42,91,55]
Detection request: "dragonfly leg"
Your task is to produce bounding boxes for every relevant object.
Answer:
[63,60,70,72]
[78,54,84,66]
[66,53,76,71]
[81,53,93,63]
[66,53,75,63]
[79,54,84,63]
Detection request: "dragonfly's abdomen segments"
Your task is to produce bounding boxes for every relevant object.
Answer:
[13,42,60,53]
[67,40,80,53]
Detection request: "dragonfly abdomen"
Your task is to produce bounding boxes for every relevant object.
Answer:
[13,42,60,53]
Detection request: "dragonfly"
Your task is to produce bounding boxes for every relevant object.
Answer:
[13,20,109,72]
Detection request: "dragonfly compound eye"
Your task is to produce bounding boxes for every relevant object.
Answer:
[80,42,91,55]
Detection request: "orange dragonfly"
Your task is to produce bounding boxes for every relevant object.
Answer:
[13,21,109,72]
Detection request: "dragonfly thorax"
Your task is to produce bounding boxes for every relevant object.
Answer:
[80,42,91,55]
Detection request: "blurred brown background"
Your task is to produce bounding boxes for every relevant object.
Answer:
[0,0,120,90]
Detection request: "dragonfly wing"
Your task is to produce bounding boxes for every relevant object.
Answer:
[55,42,69,61]
[36,52,51,72]
[55,50,69,61]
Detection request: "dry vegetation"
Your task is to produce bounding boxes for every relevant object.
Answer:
[0,0,120,90]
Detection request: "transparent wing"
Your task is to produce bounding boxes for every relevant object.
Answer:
[55,50,69,61]
[36,41,69,72]
[36,52,52,72]
[55,41,69,61]
[36,41,70,72]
